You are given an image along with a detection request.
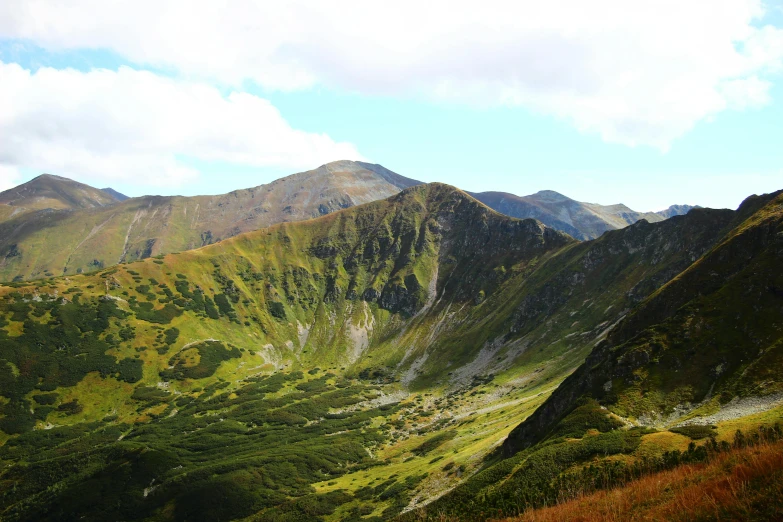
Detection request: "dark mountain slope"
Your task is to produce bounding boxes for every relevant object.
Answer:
[502,190,783,456]
[399,191,782,521]
[395,203,735,391]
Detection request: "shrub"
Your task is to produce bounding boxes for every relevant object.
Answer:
[204,295,220,319]
[163,327,180,345]
[131,386,170,403]
[57,400,83,415]
[116,358,143,383]
[33,393,58,405]
[268,301,286,320]
[160,341,241,381]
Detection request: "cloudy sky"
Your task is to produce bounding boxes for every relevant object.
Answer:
[1,1,782,210]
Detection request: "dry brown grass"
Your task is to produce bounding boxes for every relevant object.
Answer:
[500,440,783,522]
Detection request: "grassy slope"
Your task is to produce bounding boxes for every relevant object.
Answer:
[0,184,578,519]
[0,184,774,521]
[503,190,783,456]
[506,435,783,522]
[0,161,410,282]
[399,191,783,521]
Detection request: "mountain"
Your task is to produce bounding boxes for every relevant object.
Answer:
[656,203,700,219]
[503,188,783,455]
[2,181,776,520]
[101,187,129,201]
[0,183,576,520]
[469,189,696,240]
[409,189,783,520]
[0,161,700,283]
[0,173,120,222]
[0,160,422,282]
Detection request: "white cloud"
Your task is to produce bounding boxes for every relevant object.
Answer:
[0,62,363,187]
[1,0,782,149]
[0,164,20,191]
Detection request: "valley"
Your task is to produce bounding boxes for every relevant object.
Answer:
[0,178,780,521]
[3,2,782,520]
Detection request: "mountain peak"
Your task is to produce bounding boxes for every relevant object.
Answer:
[469,188,700,241]
[320,159,364,171]
[0,162,426,280]
[656,203,699,219]
[531,189,572,202]
[33,173,72,182]
[314,159,421,191]
[0,172,121,217]
[100,187,129,201]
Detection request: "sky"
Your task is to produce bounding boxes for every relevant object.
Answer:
[0,1,782,211]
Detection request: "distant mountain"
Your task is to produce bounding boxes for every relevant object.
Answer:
[470,189,697,240]
[0,173,120,222]
[0,161,421,281]
[101,187,129,201]
[0,161,699,281]
[656,203,699,219]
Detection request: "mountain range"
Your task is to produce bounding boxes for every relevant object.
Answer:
[0,161,694,282]
[470,189,697,240]
[0,163,779,521]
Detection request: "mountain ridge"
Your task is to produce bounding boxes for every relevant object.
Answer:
[0,161,415,281]
[499,190,783,457]
[100,187,129,201]
[470,189,697,240]
[0,162,699,282]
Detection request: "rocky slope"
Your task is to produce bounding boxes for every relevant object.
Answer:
[397,189,782,521]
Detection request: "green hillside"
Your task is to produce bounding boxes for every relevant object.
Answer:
[412,190,783,520]
[0,183,781,521]
[0,161,700,284]
[0,161,419,282]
